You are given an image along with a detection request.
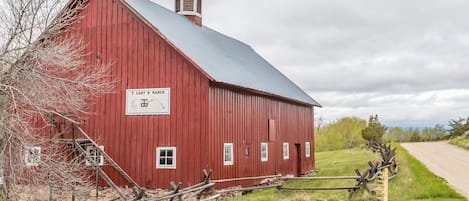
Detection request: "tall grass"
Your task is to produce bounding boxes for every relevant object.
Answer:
[449,137,469,150]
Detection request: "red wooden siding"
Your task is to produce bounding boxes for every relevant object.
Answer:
[56,0,316,189]
[68,0,210,189]
[208,85,314,187]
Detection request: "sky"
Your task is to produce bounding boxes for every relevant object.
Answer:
[151,0,469,127]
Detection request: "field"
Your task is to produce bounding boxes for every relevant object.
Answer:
[224,144,466,201]
[449,137,469,150]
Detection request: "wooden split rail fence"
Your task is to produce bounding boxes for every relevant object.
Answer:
[140,169,219,201]
[279,142,398,197]
[214,142,399,199]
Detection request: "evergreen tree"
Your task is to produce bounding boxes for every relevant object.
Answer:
[361,115,387,143]
[448,117,469,137]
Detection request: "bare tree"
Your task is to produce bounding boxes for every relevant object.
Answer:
[0,0,112,198]
[315,116,324,135]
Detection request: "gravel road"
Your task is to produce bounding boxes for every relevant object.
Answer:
[401,142,469,198]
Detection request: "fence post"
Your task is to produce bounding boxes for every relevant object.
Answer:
[383,168,388,201]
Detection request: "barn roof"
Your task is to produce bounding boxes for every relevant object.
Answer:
[126,0,320,107]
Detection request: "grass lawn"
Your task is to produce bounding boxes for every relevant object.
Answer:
[449,137,469,150]
[224,144,467,201]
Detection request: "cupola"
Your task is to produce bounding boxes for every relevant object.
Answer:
[175,0,202,26]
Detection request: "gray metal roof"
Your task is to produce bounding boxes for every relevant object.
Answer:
[126,0,320,106]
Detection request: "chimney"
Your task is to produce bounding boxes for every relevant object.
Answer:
[176,0,202,26]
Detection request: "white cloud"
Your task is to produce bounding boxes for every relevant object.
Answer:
[315,89,469,126]
[151,0,469,127]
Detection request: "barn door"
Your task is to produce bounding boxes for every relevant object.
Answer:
[295,144,302,176]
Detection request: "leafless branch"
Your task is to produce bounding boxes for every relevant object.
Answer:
[0,0,113,198]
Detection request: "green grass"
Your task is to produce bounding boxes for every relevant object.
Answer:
[389,143,466,201]
[224,144,467,201]
[449,137,469,150]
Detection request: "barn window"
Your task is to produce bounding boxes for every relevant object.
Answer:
[261,143,268,162]
[86,146,104,166]
[224,143,234,166]
[283,143,289,160]
[24,146,41,167]
[156,147,176,169]
[305,142,311,158]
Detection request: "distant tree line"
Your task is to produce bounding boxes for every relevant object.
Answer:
[384,125,448,142]
[386,116,469,142]
[315,115,469,152]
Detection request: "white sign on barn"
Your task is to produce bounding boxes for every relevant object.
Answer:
[126,88,170,115]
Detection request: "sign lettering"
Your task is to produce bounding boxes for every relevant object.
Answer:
[126,88,170,115]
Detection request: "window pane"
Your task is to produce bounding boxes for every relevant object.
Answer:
[223,144,233,165]
[261,143,267,161]
[160,150,167,157]
[167,150,173,157]
[283,143,289,159]
[167,158,173,165]
[160,158,166,165]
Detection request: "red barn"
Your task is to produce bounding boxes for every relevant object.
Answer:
[59,0,320,189]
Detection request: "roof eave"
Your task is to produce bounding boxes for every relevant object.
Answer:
[211,81,321,107]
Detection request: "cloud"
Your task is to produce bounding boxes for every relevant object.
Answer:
[315,89,469,126]
[151,0,469,126]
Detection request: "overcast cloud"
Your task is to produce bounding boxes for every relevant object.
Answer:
[152,0,469,127]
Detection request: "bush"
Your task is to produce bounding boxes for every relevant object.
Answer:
[315,117,367,152]
[449,137,469,150]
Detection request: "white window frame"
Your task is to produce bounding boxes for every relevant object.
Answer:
[224,143,234,166]
[86,146,104,166]
[305,142,311,158]
[24,146,41,167]
[261,143,268,162]
[283,143,289,160]
[156,147,177,169]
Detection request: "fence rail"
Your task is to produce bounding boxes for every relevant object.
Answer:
[138,170,219,201]
[212,174,281,183]
[282,176,360,180]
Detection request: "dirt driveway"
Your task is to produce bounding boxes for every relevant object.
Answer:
[401,142,469,198]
